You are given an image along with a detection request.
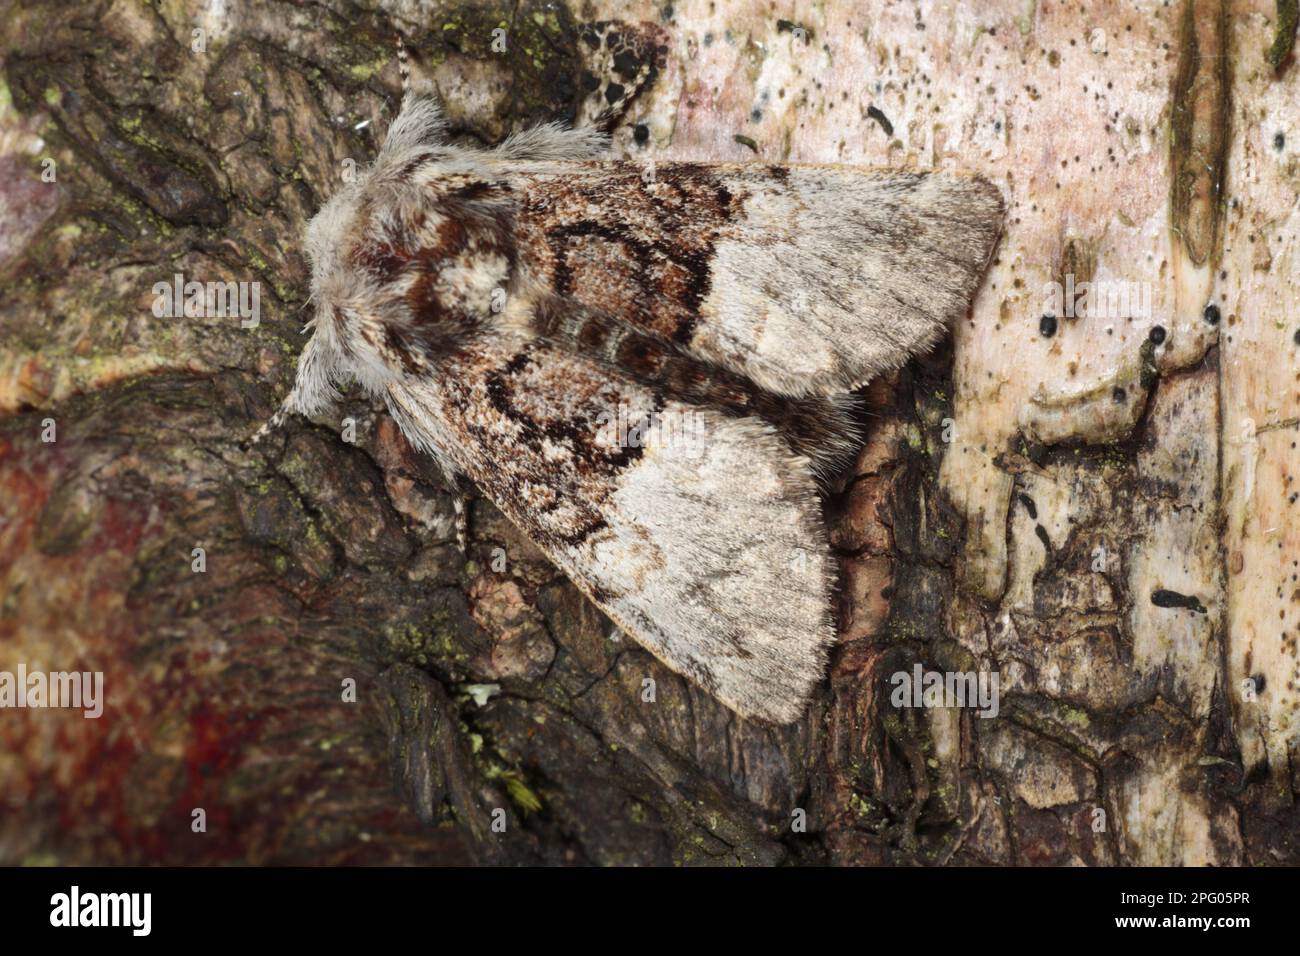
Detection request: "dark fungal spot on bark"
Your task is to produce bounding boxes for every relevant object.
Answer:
[633,123,649,145]
[1034,524,1051,551]
[612,50,640,80]
[1149,325,1167,345]
[776,19,810,41]
[1251,673,1266,694]
[866,104,894,136]
[1151,589,1207,614]
[1204,303,1221,325]
[1017,494,1037,519]
[1113,386,1127,404]
[1139,338,1160,391]
[1275,131,1287,151]
[1040,314,1058,337]
[604,82,625,105]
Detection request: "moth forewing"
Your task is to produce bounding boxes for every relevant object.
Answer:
[505,161,1004,398]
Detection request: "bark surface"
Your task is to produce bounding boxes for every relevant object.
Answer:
[0,0,1296,865]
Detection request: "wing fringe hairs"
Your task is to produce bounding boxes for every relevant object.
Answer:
[263,85,1003,724]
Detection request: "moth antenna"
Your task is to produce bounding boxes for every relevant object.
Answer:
[378,39,448,155]
[395,32,411,97]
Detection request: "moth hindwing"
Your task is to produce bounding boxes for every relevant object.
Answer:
[274,85,1003,724]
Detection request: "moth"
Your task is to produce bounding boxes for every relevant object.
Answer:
[259,35,1003,724]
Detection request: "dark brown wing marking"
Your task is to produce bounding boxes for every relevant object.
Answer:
[345,172,519,355]
[529,293,860,478]
[437,339,665,550]
[515,162,739,345]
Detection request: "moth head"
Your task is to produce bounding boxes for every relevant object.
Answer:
[253,90,452,444]
[302,91,449,290]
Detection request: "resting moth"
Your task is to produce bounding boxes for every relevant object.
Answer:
[260,31,1003,724]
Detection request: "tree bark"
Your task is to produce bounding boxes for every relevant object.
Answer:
[0,0,1295,865]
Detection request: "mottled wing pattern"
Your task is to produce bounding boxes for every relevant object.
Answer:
[386,334,835,724]
[508,162,1004,397]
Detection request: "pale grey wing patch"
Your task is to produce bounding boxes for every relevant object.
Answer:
[388,342,835,725]
[579,409,836,723]
[693,169,1004,398]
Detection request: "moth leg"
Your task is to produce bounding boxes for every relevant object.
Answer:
[250,329,340,444]
[451,493,469,554]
